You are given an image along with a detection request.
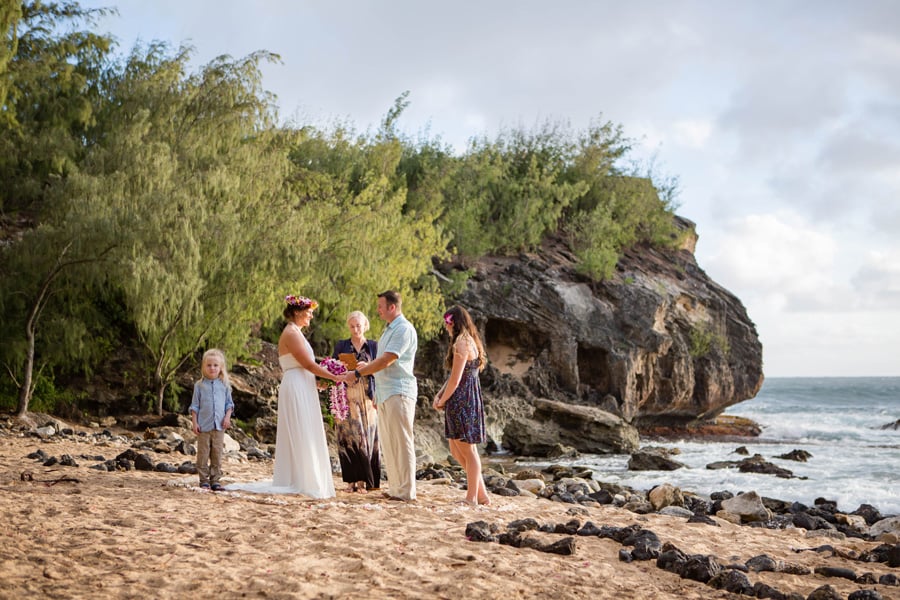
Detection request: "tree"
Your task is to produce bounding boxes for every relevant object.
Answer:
[0,0,112,213]
[0,0,23,116]
[1,231,112,415]
[0,1,116,414]
[286,104,448,344]
[65,44,308,414]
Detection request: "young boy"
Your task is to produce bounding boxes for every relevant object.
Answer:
[190,349,234,491]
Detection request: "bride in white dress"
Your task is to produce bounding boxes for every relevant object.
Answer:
[227,295,337,498]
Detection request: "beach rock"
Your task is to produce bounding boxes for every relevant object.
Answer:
[502,398,639,457]
[775,449,812,462]
[465,521,499,543]
[553,519,582,535]
[648,483,684,510]
[657,544,688,573]
[659,506,694,519]
[514,479,545,494]
[680,554,722,583]
[848,590,883,600]
[869,516,900,539]
[814,566,857,580]
[851,504,883,526]
[734,445,749,455]
[814,497,839,513]
[223,433,240,453]
[587,489,614,504]
[26,448,50,461]
[806,584,841,600]
[687,513,719,526]
[793,511,833,532]
[576,521,603,536]
[879,573,899,586]
[512,469,544,481]
[628,448,685,471]
[707,569,753,594]
[737,454,796,479]
[746,554,781,572]
[622,529,661,560]
[805,530,846,542]
[835,513,869,535]
[752,582,790,599]
[623,500,654,515]
[34,425,57,439]
[780,562,812,575]
[720,491,772,523]
[538,537,577,555]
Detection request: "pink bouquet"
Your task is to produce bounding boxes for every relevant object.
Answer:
[319,357,349,422]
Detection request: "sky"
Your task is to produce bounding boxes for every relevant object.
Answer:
[78,1,900,378]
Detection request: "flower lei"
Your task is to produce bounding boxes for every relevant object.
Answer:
[285,294,318,311]
[319,357,349,421]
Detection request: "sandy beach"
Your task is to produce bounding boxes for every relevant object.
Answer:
[1,426,898,600]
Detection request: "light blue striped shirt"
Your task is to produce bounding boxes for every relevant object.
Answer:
[373,314,418,404]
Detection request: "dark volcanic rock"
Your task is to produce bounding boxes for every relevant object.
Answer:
[628,448,686,471]
[445,224,762,436]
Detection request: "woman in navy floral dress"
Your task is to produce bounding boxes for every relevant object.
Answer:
[432,305,489,505]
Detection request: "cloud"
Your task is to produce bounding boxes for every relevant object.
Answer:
[701,212,858,313]
[851,248,900,309]
[672,119,713,149]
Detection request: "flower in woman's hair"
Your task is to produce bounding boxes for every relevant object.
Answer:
[319,357,349,421]
[285,294,318,311]
[443,313,454,326]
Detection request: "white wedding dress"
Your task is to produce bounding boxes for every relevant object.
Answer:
[227,331,335,498]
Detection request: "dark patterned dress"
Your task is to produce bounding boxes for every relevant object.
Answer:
[333,341,380,490]
[444,357,486,444]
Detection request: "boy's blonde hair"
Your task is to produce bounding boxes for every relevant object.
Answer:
[201,348,231,388]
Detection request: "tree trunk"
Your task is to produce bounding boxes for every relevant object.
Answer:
[156,385,165,417]
[15,322,36,416]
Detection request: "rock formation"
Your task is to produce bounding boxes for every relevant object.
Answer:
[423,217,763,456]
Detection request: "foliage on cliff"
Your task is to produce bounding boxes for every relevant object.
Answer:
[0,1,681,416]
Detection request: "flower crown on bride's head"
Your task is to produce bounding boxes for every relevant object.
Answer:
[285,294,318,311]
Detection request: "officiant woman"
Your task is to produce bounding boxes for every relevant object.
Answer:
[332,311,380,493]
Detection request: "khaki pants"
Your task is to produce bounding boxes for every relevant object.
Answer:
[379,394,416,500]
[196,430,225,485]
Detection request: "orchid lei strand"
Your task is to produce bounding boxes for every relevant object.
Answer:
[320,357,349,421]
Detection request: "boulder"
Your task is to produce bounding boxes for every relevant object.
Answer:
[720,491,773,523]
[503,398,639,457]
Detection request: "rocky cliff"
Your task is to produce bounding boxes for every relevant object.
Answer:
[418,216,763,456]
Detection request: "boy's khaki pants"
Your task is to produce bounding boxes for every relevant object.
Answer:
[196,430,225,485]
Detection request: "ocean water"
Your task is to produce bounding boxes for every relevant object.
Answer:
[522,377,900,515]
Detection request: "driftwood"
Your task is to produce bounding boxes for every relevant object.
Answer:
[20,470,81,485]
